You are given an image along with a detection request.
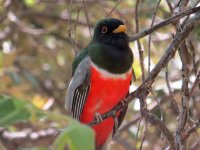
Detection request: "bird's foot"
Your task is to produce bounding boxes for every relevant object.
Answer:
[112,98,128,133]
[95,112,103,123]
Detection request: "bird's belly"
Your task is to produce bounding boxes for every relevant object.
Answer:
[80,65,132,146]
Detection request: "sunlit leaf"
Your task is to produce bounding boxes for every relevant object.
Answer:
[23,0,36,7]
[32,94,47,109]
[57,54,65,66]
[132,60,142,79]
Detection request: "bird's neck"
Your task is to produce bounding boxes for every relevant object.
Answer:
[89,43,133,74]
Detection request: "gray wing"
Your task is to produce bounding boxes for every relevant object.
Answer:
[65,57,91,120]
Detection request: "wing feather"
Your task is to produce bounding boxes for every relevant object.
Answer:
[65,57,91,120]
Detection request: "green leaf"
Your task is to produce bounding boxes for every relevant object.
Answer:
[53,122,95,150]
[0,95,72,126]
[0,95,93,150]
[0,95,42,126]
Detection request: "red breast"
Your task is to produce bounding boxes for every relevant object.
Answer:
[80,63,132,146]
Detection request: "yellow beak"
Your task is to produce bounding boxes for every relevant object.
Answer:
[112,25,127,33]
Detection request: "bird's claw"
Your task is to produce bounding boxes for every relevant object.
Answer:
[95,112,103,123]
[120,98,128,107]
[113,98,128,133]
[94,111,119,133]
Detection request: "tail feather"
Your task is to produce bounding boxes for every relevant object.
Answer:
[96,132,112,150]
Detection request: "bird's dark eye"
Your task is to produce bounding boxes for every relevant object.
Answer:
[101,26,108,33]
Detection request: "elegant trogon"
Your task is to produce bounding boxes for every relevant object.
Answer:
[65,18,133,150]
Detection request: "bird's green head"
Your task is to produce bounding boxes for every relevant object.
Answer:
[92,18,129,48]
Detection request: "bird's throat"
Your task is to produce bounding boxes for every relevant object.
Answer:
[91,61,132,79]
[89,44,133,74]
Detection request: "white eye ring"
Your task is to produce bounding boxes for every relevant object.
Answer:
[102,26,108,33]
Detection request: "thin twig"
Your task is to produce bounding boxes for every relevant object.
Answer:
[148,0,162,74]
[139,123,147,150]
[135,0,145,81]
[7,11,57,35]
[150,88,163,122]
[67,0,77,55]
[133,116,143,150]
[189,70,200,96]
[166,0,174,13]
[165,64,180,114]
[190,139,200,150]
[106,0,124,17]
[82,0,92,38]
[182,0,200,25]
[182,121,200,140]
[74,4,83,55]
[129,6,200,42]
[187,40,197,74]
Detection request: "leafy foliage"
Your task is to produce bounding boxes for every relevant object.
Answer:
[54,122,95,150]
[0,95,95,150]
[0,95,40,126]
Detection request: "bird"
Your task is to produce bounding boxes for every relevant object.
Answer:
[65,18,133,150]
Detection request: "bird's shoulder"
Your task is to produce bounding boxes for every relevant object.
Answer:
[72,48,89,76]
[72,43,103,75]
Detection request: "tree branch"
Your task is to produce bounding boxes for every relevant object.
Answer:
[129,6,200,42]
